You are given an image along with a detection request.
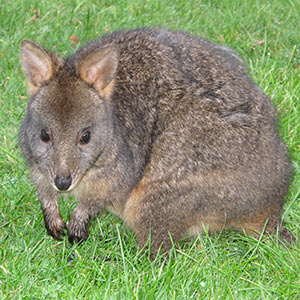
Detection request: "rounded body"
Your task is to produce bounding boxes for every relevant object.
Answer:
[19,28,292,256]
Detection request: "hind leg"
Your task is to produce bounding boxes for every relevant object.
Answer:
[124,178,202,259]
[230,203,295,244]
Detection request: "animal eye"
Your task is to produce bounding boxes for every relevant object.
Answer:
[79,130,91,145]
[40,129,51,143]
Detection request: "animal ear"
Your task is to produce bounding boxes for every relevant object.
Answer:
[79,46,119,100]
[20,40,61,94]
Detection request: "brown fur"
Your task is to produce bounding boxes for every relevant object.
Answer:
[19,28,293,258]
[124,177,148,230]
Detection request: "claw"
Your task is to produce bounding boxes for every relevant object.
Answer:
[67,223,89,245]
[46,221,67,241]
[68,232,88,245]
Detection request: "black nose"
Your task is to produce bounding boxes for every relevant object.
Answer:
[54,175,72,191]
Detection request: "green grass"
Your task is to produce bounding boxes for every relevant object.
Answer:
[1,0,300,299]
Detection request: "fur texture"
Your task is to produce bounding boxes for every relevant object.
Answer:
[19,28,292,257]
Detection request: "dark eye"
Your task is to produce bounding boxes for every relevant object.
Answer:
[40,129,51,143]
[79,130,91,145]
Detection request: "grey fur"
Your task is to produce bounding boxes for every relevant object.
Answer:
[19,28,293,257]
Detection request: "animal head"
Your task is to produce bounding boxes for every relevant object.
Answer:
[20,40,119,191]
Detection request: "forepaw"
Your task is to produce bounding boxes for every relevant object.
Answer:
[67,219,89,244]
[44,215,66,241]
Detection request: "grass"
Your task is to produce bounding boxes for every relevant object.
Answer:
[1,0,300,299]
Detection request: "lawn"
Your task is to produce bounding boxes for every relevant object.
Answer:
[0,0,300,299]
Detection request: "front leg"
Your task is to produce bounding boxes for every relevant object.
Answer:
[67,199,102,243]
[33,172,66,240]
[42,195,66,241]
